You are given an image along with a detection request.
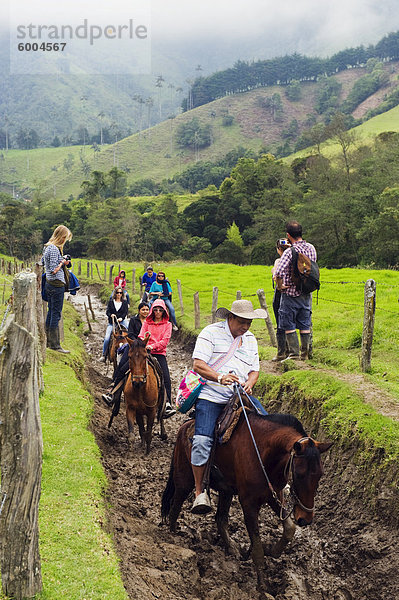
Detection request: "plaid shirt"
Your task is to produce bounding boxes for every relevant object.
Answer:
[42,244,65,283]
[275,240,317,297]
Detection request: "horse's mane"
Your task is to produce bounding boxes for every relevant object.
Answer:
[252,412,307,436]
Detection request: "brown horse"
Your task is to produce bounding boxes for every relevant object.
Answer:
[106,319,128,375]
[123,333,167,454]
[161,408,332,599]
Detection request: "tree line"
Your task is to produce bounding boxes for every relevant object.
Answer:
[182,31,399,111]
[1,124,399,268]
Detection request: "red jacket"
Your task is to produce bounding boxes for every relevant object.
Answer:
[113,271,126,289]
[139,299,172,356]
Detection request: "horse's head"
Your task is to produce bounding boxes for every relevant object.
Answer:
[127,333,150,387]
[289,437,332,527]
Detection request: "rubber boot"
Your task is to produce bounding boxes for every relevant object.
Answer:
[272,330,287,362]
[300,333,311,360]
[45,325,50,348]
[285,332,300,359]
[48,326,70,353]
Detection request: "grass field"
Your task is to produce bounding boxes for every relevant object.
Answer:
[71,259,399,401]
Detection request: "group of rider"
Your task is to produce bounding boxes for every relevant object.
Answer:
[99,220,317,515]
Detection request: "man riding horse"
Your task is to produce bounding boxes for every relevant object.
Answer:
[190,299,268,514]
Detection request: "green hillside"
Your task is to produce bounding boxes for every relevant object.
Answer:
[3,62,399,201]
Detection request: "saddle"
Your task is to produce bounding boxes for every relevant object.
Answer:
[185,392,250,447]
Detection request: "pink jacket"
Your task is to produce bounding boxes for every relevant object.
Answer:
[139,299,172,356]
[113,271,126,289]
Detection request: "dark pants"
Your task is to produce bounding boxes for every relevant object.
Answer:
[273,288,284,334]
[153,354,171,402]
[45,283,65,329]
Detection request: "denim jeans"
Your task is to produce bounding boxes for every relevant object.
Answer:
[192,397,225,466]
[45,282,65,329]
[278,293,312,331]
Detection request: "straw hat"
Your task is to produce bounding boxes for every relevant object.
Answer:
[215,299,267,320]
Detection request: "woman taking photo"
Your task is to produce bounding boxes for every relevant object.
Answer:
[100,287,129,361]
[148,271,178,331]
[138,299,176,418]
[42,224,73,353]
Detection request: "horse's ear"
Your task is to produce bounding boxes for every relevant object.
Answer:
[293,441,302,453]
[315,441,333,454]
[143,331,151,346]
[126,336,135,345]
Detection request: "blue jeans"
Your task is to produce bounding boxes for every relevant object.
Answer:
[45,283,65,329]
[102,319,129,355]
[191,395,267,465]
[279,293,312,331]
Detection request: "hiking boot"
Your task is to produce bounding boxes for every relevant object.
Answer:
[99,356,106,363]
[102,393,114,407]
[284,332,300,360]
[164,402,176,418]
[191,491,212,515]
[300,333,311,360]
[172,325,179,332]
[272,330,286,362]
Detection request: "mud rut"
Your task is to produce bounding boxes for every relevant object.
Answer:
[70,291,399,600]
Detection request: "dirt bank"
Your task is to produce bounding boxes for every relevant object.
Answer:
[69,291,399,600]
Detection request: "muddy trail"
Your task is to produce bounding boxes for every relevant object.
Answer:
[70,291,399,600]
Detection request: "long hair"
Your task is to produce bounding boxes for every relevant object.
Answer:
[45,225,72,254]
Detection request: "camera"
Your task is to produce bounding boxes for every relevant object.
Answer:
[63,254,72,268]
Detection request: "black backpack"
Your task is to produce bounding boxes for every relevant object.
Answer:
[291,247,320,294]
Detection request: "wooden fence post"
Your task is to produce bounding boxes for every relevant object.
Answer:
[109,265,114,285]
[176,279,184,315]
[132,269,136,295]
[84,302,93,332]
[86,262,90,278]
[104,261,107,281]
[95,263,102,280]
[0,272,43,599]
[34,263,46,368]
[361,279,376,372]
[87,295,96,321]
[90,262,93,279]
[78,260,81,276]
[194,292,200,329]
[236,290,241,299]
[212,287,218,323]
[256,289,277,347]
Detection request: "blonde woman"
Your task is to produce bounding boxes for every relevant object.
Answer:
[42,225,72,353]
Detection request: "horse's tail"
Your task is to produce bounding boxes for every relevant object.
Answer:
[161,452,175,523]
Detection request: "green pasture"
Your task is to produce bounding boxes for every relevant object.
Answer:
[75,259,399,400]
[287,104,399,162]
[0,302,128,600]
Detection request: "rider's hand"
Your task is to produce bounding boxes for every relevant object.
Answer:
[220,373,239,386]
[242,381,253,395]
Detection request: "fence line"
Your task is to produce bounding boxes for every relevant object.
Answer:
[0,272,43,599]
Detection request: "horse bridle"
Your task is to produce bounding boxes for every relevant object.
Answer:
[129,355,148,385]
[234,384,315,520]
[283,438,315,513]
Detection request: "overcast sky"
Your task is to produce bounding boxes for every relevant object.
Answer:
[3,0,399,73]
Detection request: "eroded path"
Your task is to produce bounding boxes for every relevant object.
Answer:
[69,290,399,600]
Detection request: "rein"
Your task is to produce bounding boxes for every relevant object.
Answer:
[234,384,314,520]
[129,353,159,408]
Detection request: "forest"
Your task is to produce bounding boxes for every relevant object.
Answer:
[183,31,399,110]
[1,121,399,268]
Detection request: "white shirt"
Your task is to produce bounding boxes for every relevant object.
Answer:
[113,300,122,311]
[192,320,260,404]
